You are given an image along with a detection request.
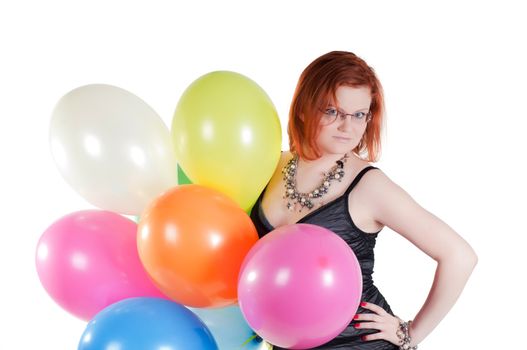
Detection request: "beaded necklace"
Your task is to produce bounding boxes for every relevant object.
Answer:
[281,152,349,212]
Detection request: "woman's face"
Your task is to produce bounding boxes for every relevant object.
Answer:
[314,85,372,156]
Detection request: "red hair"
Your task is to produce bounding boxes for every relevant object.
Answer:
[288,51,386,162]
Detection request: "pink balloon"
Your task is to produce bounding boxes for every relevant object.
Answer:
[238,224,362,349]
[35,210,166,321]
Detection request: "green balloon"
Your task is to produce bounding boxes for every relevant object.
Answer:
[177,164,193,185]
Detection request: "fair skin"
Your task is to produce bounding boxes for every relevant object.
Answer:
[261,85,478,347]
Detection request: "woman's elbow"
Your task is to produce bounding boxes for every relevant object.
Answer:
[440,244,478,268]
[465,241,478,265]
[457,246,478,268]
[470,250,478,266]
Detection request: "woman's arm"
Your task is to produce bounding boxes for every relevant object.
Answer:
[364,169,478,347]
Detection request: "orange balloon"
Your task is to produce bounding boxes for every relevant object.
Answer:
[137,184,258,307]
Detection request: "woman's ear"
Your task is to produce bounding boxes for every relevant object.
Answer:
[299,113,305,122]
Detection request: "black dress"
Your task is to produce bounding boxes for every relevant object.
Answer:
[249,166,399,350]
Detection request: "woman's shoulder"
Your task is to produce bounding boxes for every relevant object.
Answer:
[272,150,293,178]
[354,160,387,189]
[275,150,294,174]
[263,151,293,192]
[352,163,403,214]
[280,149,293,160]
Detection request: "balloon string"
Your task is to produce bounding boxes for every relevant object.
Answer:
[241,333,274,349]
[241,333,258,347]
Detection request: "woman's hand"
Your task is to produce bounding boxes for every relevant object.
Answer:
[354,301,403,346]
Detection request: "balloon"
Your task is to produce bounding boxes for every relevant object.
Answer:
[177,162,253,216]
[238,224,362,349]
[137,184,259,307]
[49,84,177,215]
[35,210,165,321]
[171,71,281,212]
[78,297,218,350]
[188,304,270,350]
[177,163,193,184]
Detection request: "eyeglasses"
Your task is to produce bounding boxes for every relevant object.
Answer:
[319,106,372,125]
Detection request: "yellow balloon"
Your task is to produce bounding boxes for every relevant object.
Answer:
[171,71,281,212]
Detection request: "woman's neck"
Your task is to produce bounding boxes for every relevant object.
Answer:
[297,152,352,174]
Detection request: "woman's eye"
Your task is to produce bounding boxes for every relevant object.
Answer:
[326,108,338,116]
[355,112,365,119]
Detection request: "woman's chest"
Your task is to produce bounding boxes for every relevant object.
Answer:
[260,174,383,234]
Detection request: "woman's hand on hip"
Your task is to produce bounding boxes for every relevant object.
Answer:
[354,301,403,346]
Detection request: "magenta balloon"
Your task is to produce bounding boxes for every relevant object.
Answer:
[238,224,362,349]
[35,210,166,321]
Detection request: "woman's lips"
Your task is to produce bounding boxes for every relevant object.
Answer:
[333,136,351,142]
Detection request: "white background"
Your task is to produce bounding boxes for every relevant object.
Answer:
[1,1,525,349]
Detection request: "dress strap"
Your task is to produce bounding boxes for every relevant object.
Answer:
[344,165,379,195]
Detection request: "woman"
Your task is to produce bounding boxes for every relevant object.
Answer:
[249,51,478,349]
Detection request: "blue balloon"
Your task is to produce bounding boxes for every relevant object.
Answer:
[79,297,218,350]
[188,304,270,349]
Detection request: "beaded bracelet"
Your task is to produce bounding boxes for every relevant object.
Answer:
[396,319,418,350]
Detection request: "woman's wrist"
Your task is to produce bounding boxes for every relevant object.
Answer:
[408,321,419,348]
[396,319,418,349]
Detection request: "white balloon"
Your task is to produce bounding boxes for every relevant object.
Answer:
[49,84,177,215]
